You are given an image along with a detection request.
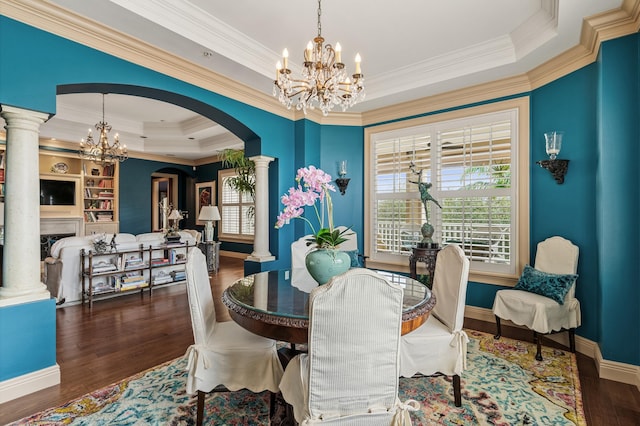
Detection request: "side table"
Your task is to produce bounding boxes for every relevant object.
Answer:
[199,241,221,273]
[409,246,441,287]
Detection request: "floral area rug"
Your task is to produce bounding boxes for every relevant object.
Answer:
[10,330,585,425]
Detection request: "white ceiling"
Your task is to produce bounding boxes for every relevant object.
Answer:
[9,0,625,160]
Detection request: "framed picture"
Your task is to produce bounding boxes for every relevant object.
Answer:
[195,181,215,225]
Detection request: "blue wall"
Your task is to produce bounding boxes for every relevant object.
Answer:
[321,125,365,252]
[0,299,56,381]
[596,34,640,364]
[119,159,194,235]
[530,65,600,343]
[1,14,640,388]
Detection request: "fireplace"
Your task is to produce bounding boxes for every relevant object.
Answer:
[40,217,83,260]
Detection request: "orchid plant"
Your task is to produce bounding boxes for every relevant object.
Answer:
[275,166,351,249]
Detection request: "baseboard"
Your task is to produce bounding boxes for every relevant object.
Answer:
[219,250,248,259]
[594,345,640,391]
[464,306,640,390]
[0,364,60,404]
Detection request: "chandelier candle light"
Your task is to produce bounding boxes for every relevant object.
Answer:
[79,93,128,166]
[274,0,364,116]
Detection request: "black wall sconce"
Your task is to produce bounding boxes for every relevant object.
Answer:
[335,160,350,195]
[536,131,569,184]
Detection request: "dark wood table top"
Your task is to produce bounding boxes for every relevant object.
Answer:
[222,269,436,344]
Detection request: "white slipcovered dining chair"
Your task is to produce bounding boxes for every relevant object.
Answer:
[399,244,470,407]
[279,268,420,425]
[493,236,580,361]
[183,248,284,426]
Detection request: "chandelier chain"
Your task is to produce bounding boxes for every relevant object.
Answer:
[317,0,322,38]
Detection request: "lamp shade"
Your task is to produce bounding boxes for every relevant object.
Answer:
[168,209,183,220]
[198,205,220,221]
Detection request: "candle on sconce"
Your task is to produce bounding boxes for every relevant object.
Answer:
[354,53,362,74]
[282,48,289,70]
[544,131,563,160]
[335,42,342,63]
[339,160,348,177]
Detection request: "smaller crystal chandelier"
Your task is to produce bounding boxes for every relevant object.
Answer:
[273,0,365,116]
[79,93,128,166]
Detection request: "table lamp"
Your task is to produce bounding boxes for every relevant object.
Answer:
[165,209,183,243]
[198,205,220,242]
[168,209,183,231]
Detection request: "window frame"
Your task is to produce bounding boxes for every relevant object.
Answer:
[364,97,530,286]
[217,168,255,243]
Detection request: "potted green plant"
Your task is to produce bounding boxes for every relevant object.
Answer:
[220,148,255,218]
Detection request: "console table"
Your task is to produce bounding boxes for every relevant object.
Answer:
[198,241,221,273]
[409,246,441,287]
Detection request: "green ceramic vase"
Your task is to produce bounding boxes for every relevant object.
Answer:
[305,249,351,285]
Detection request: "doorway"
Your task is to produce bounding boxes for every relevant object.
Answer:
[151,173,179,232]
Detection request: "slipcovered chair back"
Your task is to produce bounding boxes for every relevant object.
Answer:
[534,236,579,300]
[185,248,215,344]
[431,244,470,332]
[307,268,403,421]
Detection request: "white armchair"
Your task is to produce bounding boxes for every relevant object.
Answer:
[183,248,283,425]
[279,268,419,425]
[493,236,580,361]
[399,244,470,407]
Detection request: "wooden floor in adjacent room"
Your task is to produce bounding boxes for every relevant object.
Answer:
[1,256,639,425]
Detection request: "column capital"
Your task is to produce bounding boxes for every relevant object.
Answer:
[248,155,274,165]
[1,105,49,127]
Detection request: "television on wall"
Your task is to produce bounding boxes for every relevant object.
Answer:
[40,179,76,205]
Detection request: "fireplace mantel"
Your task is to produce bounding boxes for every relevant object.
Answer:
[40,217,84,237]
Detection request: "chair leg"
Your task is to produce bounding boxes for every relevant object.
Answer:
[569,328,576,353]
[196,390,205,426]
[533,331,543,361]
[453,374,462,407]
[269,391,276,417]
[493,315,502,339]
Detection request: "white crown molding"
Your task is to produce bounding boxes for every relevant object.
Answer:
[107,0,278,80]
[362,74,532,126]
[511,0,559,60]
[528,0,640,90]
[367,36,516,103]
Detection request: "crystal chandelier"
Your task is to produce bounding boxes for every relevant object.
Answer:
[78,93,128,166]
[273,0,365,116]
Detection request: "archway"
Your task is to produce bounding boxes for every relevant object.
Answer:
[56,83,262,155]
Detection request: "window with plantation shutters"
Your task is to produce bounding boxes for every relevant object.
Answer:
[367,105,526,278]
[218,169,254,242]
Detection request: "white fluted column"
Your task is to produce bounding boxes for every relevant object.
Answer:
[247,155,275,262]
[0,106,50,306]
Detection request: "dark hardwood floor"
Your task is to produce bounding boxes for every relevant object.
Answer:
[1,257,639,425]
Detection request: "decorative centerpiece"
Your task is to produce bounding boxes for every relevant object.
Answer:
[276,166,351,284]
[92,235,109,253]
[409,162,442,248]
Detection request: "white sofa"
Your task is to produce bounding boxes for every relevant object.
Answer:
[44,231,198,305]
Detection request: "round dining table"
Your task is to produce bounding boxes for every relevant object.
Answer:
[222,268,436,344]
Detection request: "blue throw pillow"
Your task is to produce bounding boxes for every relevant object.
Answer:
[514,264,578,305]
[343,250,363,268]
